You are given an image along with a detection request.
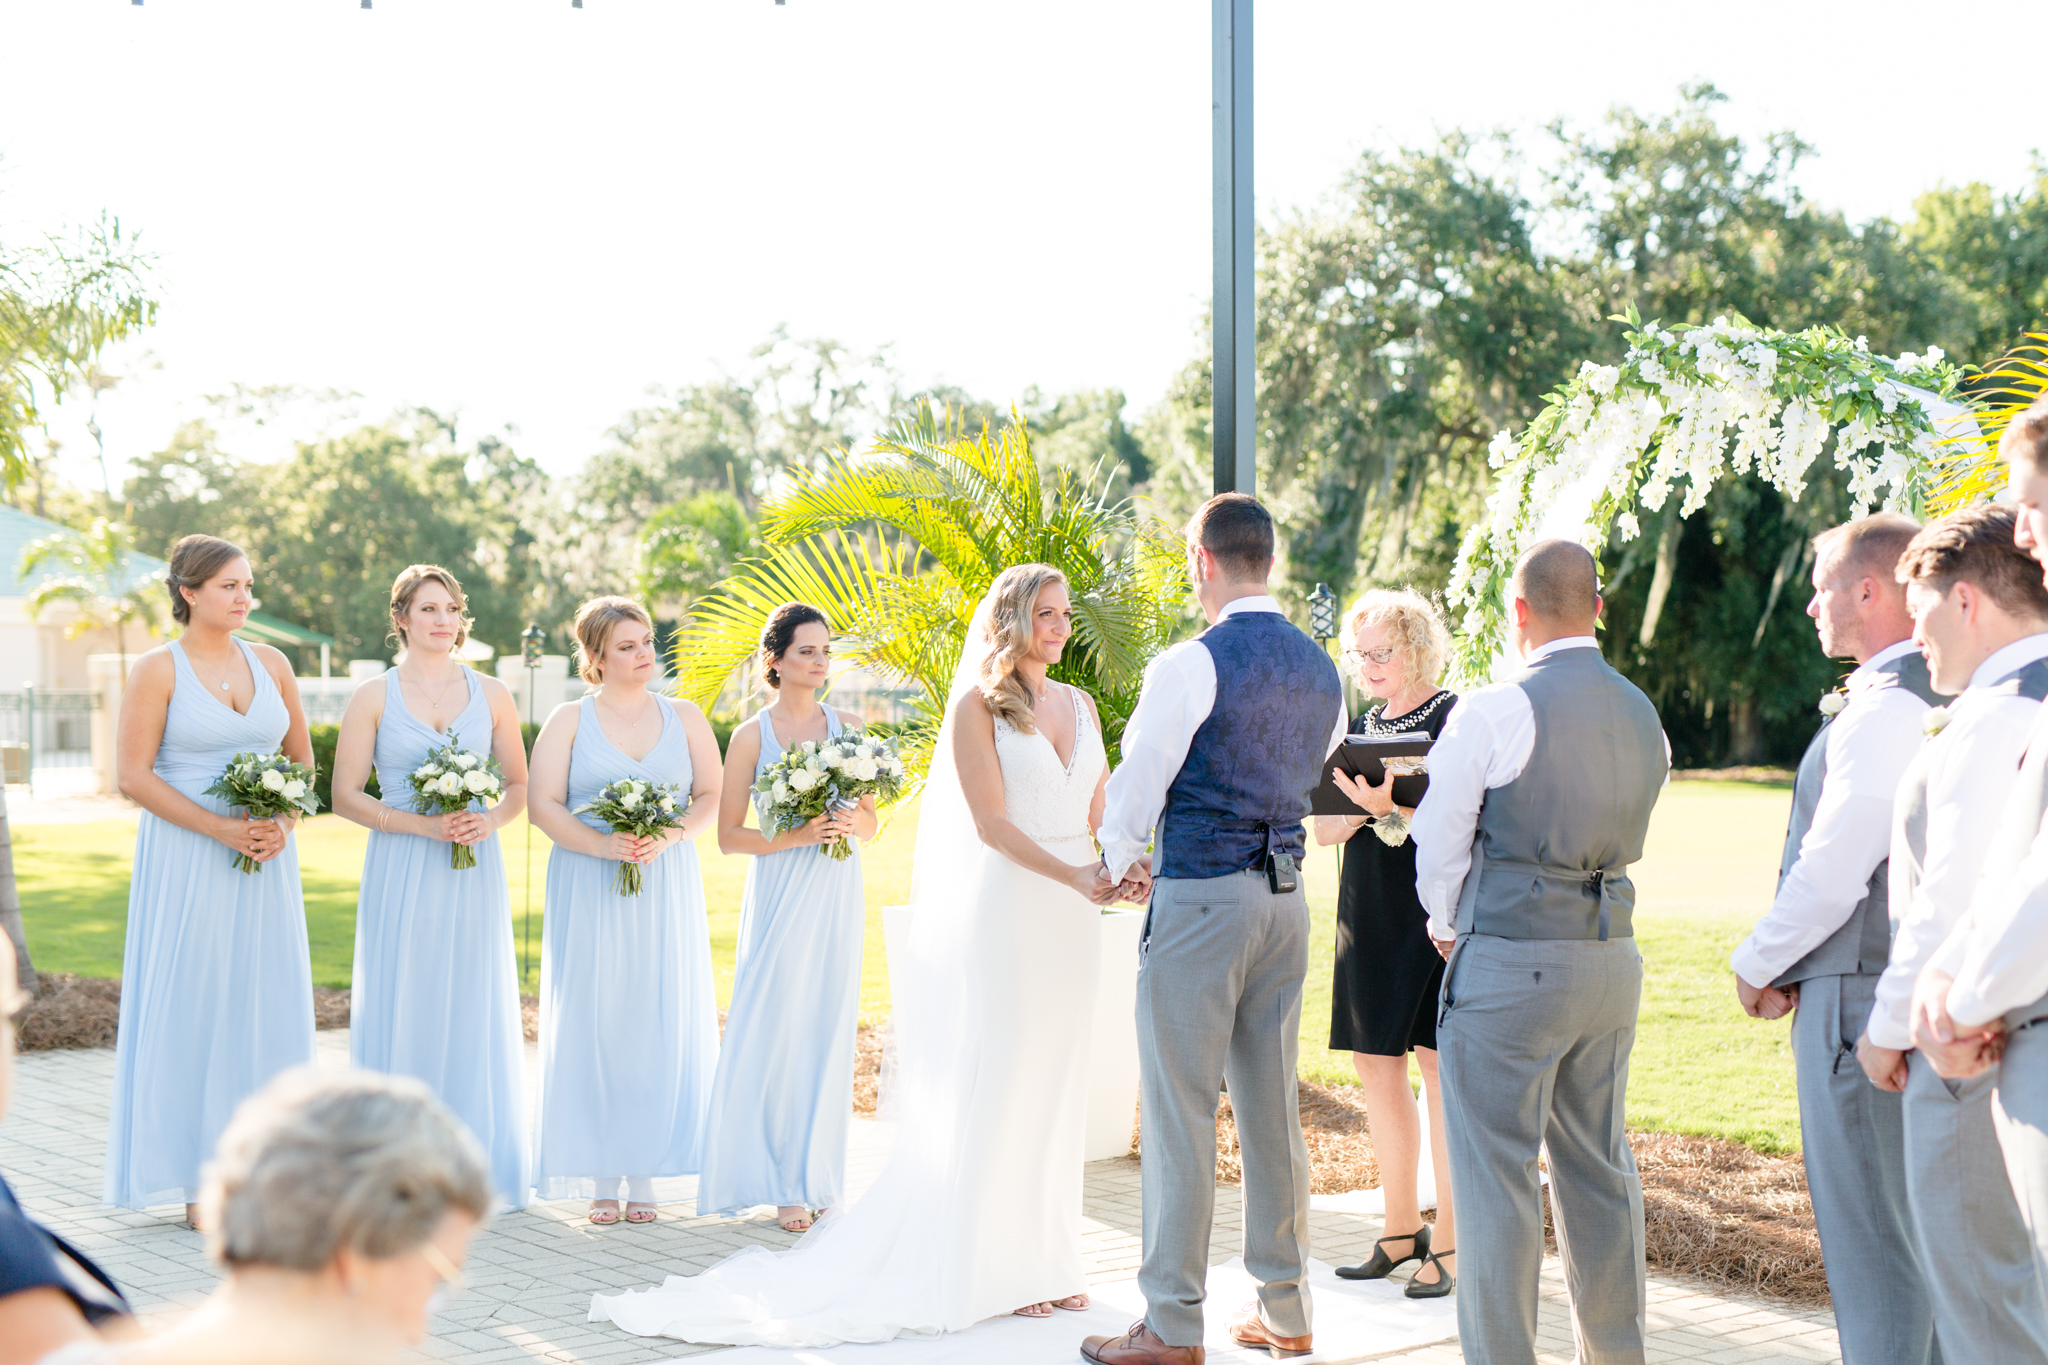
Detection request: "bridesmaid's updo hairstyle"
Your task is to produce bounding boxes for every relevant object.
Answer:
[759,601,828,691]
[573,596,654,684]
[387,564,471,653]
[167,534,247,626]
[977,563,1067,735]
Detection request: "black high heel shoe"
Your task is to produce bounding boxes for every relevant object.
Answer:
[1404,1247,1455,1299]
[1335,1224,1430,1280]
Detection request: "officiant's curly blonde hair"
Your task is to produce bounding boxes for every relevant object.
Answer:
[1342,588,1451,689]
[978,564,1068,734]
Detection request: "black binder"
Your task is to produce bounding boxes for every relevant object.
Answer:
[1309,732,1434,815]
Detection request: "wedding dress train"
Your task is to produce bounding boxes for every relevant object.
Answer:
[590,678,1106,1346]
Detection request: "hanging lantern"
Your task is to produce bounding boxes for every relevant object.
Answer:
[1308,583,1337,643]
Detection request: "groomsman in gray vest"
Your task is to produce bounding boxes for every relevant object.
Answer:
[1916,397,2048,1293]
[1087,493,1346,1365]
[1411,539,1667,1364]
[1854,504,2048,1361]
[1731,511,1940,1365]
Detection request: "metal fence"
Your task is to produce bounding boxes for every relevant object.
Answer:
[0,688,101,784]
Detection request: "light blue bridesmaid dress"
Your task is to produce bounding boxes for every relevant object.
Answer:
[534,696,719,1202]
[696,706,866,1216]
[104,639,316,1209]
[350,666,529,1207]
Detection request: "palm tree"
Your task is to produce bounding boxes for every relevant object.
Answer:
[667,402,1186,779]
[20,518,166,675]
[1930,332,2048,513]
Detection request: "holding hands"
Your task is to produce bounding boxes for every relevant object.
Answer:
[1910,968,2006,1079]
[1080,856,1151,907]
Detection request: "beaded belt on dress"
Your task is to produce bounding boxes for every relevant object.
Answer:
[1035,832,1094,845]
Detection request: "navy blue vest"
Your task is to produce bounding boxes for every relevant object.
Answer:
[1156,609,1345,880]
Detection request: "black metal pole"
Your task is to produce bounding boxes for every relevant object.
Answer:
[1212,0,1255,497]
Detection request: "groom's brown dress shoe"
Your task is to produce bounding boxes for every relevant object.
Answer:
[1079,1320,1205,1364]
[1227,1304,1313,1359]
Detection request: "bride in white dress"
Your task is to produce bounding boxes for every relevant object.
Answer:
[590,563,1121,1345]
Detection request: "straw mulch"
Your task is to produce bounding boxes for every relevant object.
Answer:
[15,980,468,1048]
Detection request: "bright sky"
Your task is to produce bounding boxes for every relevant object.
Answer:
[2,0,2039,492]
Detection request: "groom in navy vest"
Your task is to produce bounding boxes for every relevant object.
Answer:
[1089,494,1346,1365]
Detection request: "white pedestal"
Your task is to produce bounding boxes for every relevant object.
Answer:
[879,905,1146,1163]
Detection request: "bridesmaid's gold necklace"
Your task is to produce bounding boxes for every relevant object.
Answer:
[190,649,237,693]
[599,691,658,731]
[403,665,464,713]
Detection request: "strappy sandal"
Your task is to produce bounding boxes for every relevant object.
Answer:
[1013,1302,1055,1318]
[623,1203,658,1224]
[1335,1224,1430,1280]
[777,1207,814,1233]
[1052,1293,1091,1311]
[588,1200,621,1225]
[1405,1247,1456,1300]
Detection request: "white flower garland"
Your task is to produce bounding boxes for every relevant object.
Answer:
[1445,314,1960,681]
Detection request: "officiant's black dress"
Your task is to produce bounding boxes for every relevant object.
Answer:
[1328,688,1456,1057]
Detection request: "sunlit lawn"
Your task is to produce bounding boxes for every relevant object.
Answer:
[14,779,1799,1150]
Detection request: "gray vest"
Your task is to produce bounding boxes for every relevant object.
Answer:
[1773,649,1942,987]
[1454,647,1668,941]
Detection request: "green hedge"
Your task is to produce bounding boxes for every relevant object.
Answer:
[308,714,741,812]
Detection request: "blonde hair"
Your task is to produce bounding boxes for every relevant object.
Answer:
[1342,587,1451,690]
[388,564,471,652]
[572,596,655,684]
[978,564,1068,733]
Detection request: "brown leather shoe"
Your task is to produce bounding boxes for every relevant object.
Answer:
[1227,1302,1312,1359]
[1080,1319,1205,1364]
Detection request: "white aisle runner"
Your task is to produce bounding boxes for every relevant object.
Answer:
[705,1258,1458,1365]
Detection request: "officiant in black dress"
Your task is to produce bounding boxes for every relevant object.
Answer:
[1315,589,1459,1298]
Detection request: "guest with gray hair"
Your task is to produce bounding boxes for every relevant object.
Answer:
[116,1069,491,1365]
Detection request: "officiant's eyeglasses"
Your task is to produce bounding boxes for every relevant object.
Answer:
[1343,646,1398,665]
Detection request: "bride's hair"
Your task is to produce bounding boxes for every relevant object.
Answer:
[977,564,1068,734]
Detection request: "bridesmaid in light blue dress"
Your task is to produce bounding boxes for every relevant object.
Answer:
[105,535,316,1220]
[330,564,531,1207]
[528,597,724,1224]
[698,602,877,1233]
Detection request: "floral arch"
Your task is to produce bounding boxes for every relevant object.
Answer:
[1444,313,1966,682]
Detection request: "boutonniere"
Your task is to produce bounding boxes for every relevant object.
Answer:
[1818,687,1849,717]
[1923,706,1952,737]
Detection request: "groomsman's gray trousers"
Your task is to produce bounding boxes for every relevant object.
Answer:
[1901,1053,2048,1360]
[1994,1020,2048,1298]
[1437,934,1646,1365]
[1790,972,1938,1365]
[1135,869,1313,1348]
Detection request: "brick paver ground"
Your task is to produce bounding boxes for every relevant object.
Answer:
[2,1032,1841,1363]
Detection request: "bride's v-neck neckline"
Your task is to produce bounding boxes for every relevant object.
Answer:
[1033,683,1086,777]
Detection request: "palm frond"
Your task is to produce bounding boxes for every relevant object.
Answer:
[1928,335,2048,515]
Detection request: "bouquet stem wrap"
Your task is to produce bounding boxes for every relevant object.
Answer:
[754,726,906,859]
[407,739,506,870]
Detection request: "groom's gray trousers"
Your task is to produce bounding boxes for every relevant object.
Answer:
[1437,933,1646,1365]
[1136,868,1313,1348]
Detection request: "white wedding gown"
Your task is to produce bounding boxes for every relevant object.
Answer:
[590,686,1107,1346]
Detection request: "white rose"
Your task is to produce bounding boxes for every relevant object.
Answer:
[1818,690,1847,717]
[659,795,676,812]
[437,772,464,796]
[771,779,790,804]
[789,769,818,793]
[804,757,824,775]
[852,757,879,781]
[620,788,641,810]
[281,779,307,800]
[820,749,844,769]
[463,769,493,794]
[260,768,287,792]
[452,752,479,770]
[415,764,441,779]
[888,758,905,777]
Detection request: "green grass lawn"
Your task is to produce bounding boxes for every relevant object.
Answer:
[13,779,1801,1150]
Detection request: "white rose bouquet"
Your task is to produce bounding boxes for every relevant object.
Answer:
[204,751,320,874]
[753,727,906,860]
[407,739,505,870]
[573,777,689,896]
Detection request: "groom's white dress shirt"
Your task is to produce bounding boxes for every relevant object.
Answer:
[1098,594,1348,885]
[1864,634,2048,1049]
[1729,638,1930,991]
[1411,637,1676,943]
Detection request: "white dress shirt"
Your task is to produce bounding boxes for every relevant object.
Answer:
[1939,688,2048,1028]
[1409,637,1667,942]
[1098,595,1349,883]
[1729,639,1932,990]
[1864,634,2048,1049]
